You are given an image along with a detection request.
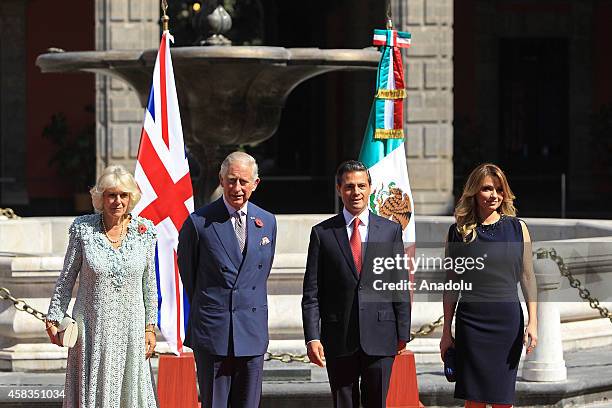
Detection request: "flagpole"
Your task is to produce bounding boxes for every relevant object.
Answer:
[386,0,393,29]
[138,1,200,405]
[161,0,170,32]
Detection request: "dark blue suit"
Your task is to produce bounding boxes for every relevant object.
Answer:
[302,211,411,408]
[178,197,276,408]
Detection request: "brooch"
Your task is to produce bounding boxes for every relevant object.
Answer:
[254,218,264,228]
[138,224,148,234]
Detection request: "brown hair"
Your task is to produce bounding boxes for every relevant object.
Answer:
[454,163,517,242]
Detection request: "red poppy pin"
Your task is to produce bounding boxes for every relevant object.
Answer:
[138,224,148,234]
[254,218,264,228]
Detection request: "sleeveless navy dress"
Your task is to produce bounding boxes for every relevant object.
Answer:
[447,215,525,405]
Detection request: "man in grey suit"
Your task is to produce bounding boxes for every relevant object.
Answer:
[302,160,411,408]
[178,152,277,408]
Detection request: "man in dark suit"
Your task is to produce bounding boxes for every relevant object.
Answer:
[178,151,276,408]
[302,160,411,408]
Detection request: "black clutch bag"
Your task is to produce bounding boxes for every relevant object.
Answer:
[444,347,456,382]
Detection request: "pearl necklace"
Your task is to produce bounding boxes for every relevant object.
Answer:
[101,214,125,244]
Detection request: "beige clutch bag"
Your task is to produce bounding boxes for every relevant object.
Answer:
[57,316,78,348]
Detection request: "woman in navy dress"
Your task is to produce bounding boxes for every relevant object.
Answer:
[440,163,538,408]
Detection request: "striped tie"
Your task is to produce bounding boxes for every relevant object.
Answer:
[234,211,246,253]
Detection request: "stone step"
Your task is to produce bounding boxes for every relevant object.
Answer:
[0,344,610,407]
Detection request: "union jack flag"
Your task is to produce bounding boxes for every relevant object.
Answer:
[132,31,194,354]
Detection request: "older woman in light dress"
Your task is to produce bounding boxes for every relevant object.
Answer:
[45,165,158,408]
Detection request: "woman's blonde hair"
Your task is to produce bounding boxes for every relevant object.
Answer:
[90,165,141,214]
[454,163,517,242]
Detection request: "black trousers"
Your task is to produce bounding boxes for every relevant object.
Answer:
[326,349,395,408]
[194,350,264,408]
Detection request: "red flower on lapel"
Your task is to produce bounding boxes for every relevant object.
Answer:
[138,224,148,234]
[254,218,264,228]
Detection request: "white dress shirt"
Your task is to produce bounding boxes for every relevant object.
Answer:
[222,195,248,228]
[343,207,369,243]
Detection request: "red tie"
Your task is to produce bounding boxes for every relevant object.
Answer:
[350,218,362,274]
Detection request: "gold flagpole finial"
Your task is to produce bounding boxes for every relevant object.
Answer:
[386,1,393,29]
[161,0,170,32]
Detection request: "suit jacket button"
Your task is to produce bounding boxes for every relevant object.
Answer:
[359,285,363,290]
[252,286,256,290]
[232,307,236,312]
[252,307,256,312]
[258,264,263,269]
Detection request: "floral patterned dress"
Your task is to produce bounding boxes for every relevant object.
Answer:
[47,214,158,408]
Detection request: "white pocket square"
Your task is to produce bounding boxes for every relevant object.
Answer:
[260,236,271,246]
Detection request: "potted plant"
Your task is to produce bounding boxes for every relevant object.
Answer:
[42,105,96,212]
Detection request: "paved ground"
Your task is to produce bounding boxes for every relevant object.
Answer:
[0,344,611,407]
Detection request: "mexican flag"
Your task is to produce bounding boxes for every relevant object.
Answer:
[359,28,415,244]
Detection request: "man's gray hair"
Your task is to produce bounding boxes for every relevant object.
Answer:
[219,151,259,180]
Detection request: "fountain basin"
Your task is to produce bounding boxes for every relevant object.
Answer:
[36,46,379,146]
[37,46,380,201]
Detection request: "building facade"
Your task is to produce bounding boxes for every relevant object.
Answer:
[1,0,611,218]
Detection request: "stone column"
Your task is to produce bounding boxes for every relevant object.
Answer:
[95,0,159,176]
[393,0,454,215]
[0,1,28,205]
[522,254,567,382]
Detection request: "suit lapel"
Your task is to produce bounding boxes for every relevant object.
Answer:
[361,212,380,282]
[210,198,242,270]
[240,202,264,275]
[332,213,359,281]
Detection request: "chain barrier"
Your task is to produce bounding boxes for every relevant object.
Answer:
[264,316,446,363]
[410,314,444,342]
[0,208,20,219]
[536,248,612,323]
[0,284,446,363]
[264,352,310,363]
[0,287,46,321]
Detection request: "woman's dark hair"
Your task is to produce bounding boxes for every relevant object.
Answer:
[335,160,371,186]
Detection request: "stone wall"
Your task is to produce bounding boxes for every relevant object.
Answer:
[95,0,159,176]
[92,0,455,214]
[393,0,455,214]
